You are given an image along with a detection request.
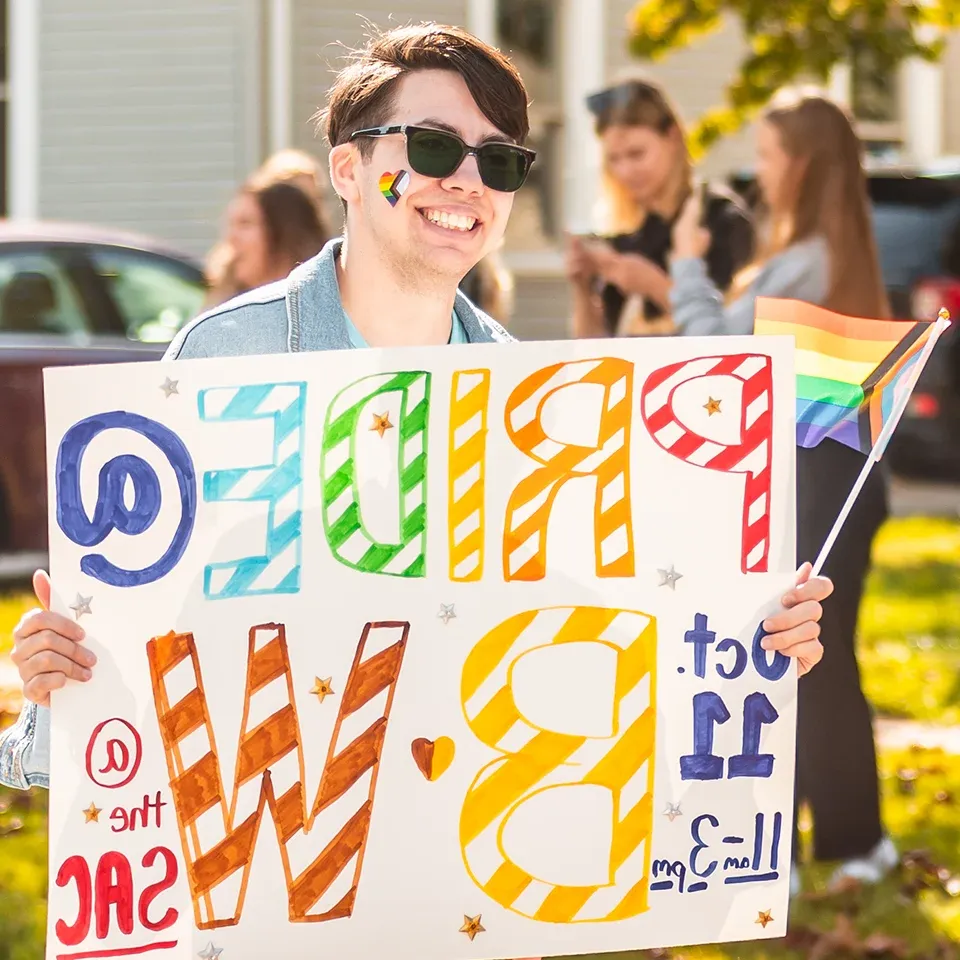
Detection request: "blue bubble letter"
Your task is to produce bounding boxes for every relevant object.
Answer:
[56,411,196,586]
[199,382,306,598]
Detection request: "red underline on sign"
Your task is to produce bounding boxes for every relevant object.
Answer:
[57,941,178,960]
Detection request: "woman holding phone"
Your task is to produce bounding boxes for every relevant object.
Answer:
[567,77,754,338]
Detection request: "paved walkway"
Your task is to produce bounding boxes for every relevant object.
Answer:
[889,478,960,518]
[874,717,960,753]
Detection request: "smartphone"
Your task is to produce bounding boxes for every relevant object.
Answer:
[570,232,611,258]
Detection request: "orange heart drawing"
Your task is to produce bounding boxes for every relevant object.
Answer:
[411,736,455,781]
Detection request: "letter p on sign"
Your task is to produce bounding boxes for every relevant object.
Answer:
[641,354,773,573]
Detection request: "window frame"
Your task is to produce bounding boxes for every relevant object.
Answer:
[849,44,904,150]
[0,241,119,337]
[84,242,207,344]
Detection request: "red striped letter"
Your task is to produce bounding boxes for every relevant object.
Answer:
[641,354,774,573]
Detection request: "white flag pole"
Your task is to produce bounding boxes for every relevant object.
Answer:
[811,310,951,577]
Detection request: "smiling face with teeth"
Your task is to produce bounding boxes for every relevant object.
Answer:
[333,70,517,288]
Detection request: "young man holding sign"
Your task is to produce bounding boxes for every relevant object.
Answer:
[3,22,828,836]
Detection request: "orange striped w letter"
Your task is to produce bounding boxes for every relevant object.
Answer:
[147,620,408,929]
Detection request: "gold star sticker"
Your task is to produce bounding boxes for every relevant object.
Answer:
[704,396,722,416]
[83,802,102,823]
[309,677,335,703]
[755,909,774,929]
[459,915,485,941]
[370,412,393,437]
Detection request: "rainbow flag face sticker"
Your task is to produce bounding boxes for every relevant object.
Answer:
[379,170,410,207]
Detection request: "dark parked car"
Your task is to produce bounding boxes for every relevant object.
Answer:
[0,221,206,578]
[730,159,960,480]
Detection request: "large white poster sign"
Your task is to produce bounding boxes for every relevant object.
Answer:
[43,336,796,960]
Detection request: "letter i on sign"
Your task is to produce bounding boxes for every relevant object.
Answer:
[448,370,491,581]
[147,619,408,927]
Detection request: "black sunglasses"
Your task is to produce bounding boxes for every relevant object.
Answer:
[349,124,536,193]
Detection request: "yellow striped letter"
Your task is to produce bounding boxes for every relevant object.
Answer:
[448,370,491,581]
[503,359,634,581]
[459,605,656,922]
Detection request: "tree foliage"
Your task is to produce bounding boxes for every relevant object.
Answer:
[627,0,960,156]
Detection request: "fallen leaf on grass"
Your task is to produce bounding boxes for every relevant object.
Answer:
[805,914,909,959]
[897,767,919,795]
[898,848,960,901]
[800,873,864,903]
[862,932,910,957]
[808,914,862,960]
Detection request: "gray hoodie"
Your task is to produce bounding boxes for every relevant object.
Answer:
[0,237,513,790]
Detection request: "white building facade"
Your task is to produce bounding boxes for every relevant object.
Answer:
[5,0,960,339]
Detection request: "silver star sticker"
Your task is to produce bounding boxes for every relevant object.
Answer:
[197,944,223,960]
[657,565,683,590]
[69,594,93,620]
[663,802,683,822]
[437,603,456,625]
[160,377,179,398]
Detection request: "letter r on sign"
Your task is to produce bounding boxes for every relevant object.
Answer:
[503,359,635,581]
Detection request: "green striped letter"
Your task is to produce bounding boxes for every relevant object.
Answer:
[321,371,430,576]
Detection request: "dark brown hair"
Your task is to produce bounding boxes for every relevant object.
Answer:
[251,180,330,271]
[737,88,890,319]
[588,77,691,233]
[319,23,530,156]
[590,78,683,139]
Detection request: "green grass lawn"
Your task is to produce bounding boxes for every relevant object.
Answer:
[1,517,959,959]
[859,518,960,726]
[0,589,30,656]
[0,788,48,960]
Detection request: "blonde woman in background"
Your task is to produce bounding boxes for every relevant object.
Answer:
[204,149,331,308]
[566,76,754,338]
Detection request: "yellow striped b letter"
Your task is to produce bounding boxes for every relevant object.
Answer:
[459,606,657,923]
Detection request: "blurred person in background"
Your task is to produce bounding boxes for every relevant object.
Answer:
[566,77,754,338]
[459,246,514,323]
[670,88,895,891]
[204,150,332,307]
[251,147,327,197]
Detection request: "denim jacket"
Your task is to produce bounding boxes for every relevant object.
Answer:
[0,237,513,789]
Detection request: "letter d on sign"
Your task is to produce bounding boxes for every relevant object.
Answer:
[322,372,430,576]
[641,355,773,573]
